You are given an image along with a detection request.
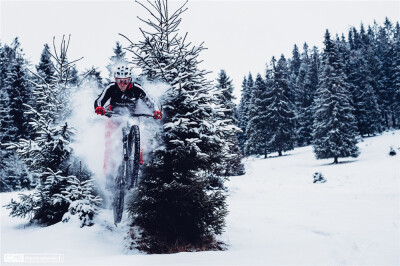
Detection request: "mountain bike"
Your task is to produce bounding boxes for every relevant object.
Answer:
[105,111,154,224]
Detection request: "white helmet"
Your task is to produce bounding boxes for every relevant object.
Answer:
[114,65,131,78]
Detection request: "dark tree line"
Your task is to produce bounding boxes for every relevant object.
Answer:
[237,18,400,163]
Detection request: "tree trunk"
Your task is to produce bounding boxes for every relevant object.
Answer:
[334,156,338,164]
[278,150,282,156]
[384,111,389,128]
[391,110,396,128]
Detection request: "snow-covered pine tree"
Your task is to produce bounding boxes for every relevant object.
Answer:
[295,43,312,146]
[236,75,250,152]
[238,73,255,154]
[335,34,352,94]
[0,89,30,192]
[36,44,55,84]
[4,38,33,138]
[4,36,98,226]
[312,30,359,164]
[6,169,70,224]
[60,175,102,227]
[288,44,301,106]
[68,65,79,86]
[0,89,16,191]
[375,18,395,127]
[0,90,30,192]
[215,70,245,176]
[0,39,33,191]
[0,44,19,190]
[365,24,383,116]
[393,22,400,123]
[264,55,296,156]
[348,28,382,136]
[297,45,320,146]
[245,73,268,156]
[106,41,127,83]
[290,44,302,77]
[124,0,228,253]
[84,67,103,89]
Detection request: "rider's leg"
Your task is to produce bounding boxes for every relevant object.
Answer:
[104,119,120,189]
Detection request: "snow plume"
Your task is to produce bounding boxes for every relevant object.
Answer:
[69,81,106,186]
[68,78,170,203]
[137,79,171,109]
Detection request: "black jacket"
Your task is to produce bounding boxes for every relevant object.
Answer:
[94,82,157,115]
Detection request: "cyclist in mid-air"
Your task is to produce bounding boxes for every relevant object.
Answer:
[94,65,162,189]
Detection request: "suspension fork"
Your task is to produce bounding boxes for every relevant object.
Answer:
[122,125,129,161]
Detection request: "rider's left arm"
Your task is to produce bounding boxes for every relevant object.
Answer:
[137,85,159,112]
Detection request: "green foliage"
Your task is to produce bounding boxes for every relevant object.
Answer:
[60,177,102,227]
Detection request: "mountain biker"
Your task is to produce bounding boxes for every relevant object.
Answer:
[94,65,162,189]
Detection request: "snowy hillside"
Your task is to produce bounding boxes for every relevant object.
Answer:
[1,131,399,265]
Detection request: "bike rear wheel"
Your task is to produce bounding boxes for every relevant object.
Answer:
[127,125,140,189]
[113,188,125,223]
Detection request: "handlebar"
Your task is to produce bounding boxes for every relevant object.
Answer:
[104,111,154,118]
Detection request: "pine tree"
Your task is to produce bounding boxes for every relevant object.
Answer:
[375,18,395,127]
[393,22,400,124]
[0,88,16,191]
[4,38,33,138]
[288,44,302,106]
[238,73,255,154]
[68,65,79,86]
[0,39,33,191]
[296,45,320,146]
[215,70,245,176]
[312,30,359,164]
[290,44,302,77]
[124,0,228,252]
[0,90,31,192]
[60,176,102,227]
[36,44,54,84]
[295,43,310,146]
[348,27,382,136]
[236,76,250,152]
[336,34,352,83]
[245,73,267,156]
[84,67,103,89]
[4,36,98,226]
[6,169,70,225]
[106,41,127,82]
[264,55,296,156]
[366,24,382,108]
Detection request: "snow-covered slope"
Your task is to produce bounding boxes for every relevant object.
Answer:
[1,131,399,265]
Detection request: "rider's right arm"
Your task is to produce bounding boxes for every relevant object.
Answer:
[94,83,113,110]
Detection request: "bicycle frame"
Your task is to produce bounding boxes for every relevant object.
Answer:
[104,111,154,224]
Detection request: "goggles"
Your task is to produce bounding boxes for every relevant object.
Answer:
[116,78,131,85]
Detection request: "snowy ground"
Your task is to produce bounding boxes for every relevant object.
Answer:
[1,131,399,265]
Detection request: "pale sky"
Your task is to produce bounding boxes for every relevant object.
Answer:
[1,0,399,99]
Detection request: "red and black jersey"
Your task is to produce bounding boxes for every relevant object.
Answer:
[94,82,157,114]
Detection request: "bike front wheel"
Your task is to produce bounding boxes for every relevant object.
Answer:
[113,186,125,224]
[113,165,126,224]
